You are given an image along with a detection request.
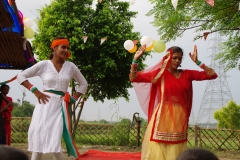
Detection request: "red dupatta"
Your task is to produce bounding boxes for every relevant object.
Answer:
[133,50,173,122]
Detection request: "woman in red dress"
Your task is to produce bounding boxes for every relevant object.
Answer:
[0,84,13,145]
[129,45,218,160]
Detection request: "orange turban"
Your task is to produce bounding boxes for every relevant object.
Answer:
[50,39,70,58]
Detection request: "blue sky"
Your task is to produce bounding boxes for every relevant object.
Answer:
[2,0,239,122]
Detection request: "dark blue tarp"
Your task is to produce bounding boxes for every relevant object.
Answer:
[2,0,23,35]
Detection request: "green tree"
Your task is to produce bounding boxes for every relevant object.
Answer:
[79,120,85,123]
[119,118,131,125]
[12,101,34,117]
[147,0,240,70]
[99,119,109,124]
[138,117,148,126]
[33,0,148,101]
[131,116,147,126]
[33,0,150,136]
[214,100,240,130]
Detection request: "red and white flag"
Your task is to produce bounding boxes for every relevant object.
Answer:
[206,0,214,7]
[203,32,210,41]
[171,0,178,10]
[130,0,136,5]
[82,36,88,43]
[100,37,107,45]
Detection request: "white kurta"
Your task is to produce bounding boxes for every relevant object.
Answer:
[17,60,88,153]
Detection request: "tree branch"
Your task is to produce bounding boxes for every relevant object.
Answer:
[196,28,240,39]
[176,30,186,38]
[178,24,203,30]
[181,20,209,22]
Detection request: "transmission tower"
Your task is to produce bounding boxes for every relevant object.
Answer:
[196,33,233,128]
[97,108,101,121]
[189,108,196,125]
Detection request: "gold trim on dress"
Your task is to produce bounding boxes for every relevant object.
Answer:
[152,77,165,140]
[152,51,171,84]
[154,130,188,142]
[152,77,188,142]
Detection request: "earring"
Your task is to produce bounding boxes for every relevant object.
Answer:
[179,65,181,67]
[52,52,54,55]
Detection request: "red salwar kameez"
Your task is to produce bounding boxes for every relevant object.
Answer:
[1,96,13,145]
[130,51,218,160]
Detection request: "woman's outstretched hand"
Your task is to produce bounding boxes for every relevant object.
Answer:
[133,44,146,61]
[189,45,198,63]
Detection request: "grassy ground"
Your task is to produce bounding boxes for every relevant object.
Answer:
[12,143,240,160]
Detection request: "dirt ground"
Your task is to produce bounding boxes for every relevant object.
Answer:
[12,144,240,160]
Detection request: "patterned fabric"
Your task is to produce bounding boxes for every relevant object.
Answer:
[133,69,218,143]
[131,50,218,159]
[131,48,218,144]
[142,105,187,160]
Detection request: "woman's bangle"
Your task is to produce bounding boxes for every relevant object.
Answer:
[27,84,33,90]
[200,63,205,69]
[196,60,201,66]
[28,85,34,91]
[132,59,138,63]
[130,69,137,73]
[196,59,205,69]
[131,63,138,67]
[132,62,138,65]
[31,87,37,93]
[29,86,37,93]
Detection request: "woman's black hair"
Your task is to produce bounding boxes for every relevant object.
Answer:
[176,148,219,160]
[167,46,184,56]
[0,84,9,91]
[49,36,68,59]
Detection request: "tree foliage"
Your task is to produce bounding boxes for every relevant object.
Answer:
[147,0,240,70]
[214,100,240,130]
[12,101,34,117]
[131,116,148,126]
[33,0,149,102]
[119,118,131,125]
[99,119,109,124]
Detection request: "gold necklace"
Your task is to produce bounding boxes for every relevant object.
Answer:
[51,60,62,72]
